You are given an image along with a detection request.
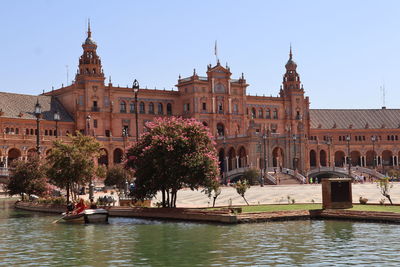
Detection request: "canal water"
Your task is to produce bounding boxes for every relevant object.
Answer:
[1,198,400,266]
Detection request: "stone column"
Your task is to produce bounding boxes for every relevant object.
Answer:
[392,156,395,166]
[225,156,229,171]
[5,156,8,168]
[236,156,239,169]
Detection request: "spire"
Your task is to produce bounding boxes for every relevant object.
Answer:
[87,19,92,38]
[285,44,297,70]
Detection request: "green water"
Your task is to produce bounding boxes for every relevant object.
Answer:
[1,198,400,266]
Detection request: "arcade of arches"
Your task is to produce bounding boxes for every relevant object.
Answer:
[309,149,400,168]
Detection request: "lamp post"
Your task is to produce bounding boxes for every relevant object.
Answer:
[327,136,332,168]
[85,115,94,203]
[262,133,267,186]
[132,79,140,142]
[346,135,351,177]
[371,135,377,169]
[122,127,128,197]
[223,137,227,185]
[34,100,42,155]
[54,110,60,138]
[293,134,297,170]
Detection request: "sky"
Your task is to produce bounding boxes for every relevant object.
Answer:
[1,0,399,109]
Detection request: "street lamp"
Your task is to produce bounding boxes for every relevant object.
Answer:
[223,137,227,184]
[132,79,140,142]
[293,134,297,170]
[122,127,129,196]
[34,99,42,155]
[86,115,91,136]
[371,135,377,169]
[346,135,351,177]
[54,110,60,138]
[327,136,332,168]
[262,133,267,186]
[85,115,94,203]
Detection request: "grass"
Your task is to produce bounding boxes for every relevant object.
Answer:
[350,204,400,213]
[240,204,322,213]
[214,204,400,213]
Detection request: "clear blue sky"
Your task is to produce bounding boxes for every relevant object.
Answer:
[1,0,399,109]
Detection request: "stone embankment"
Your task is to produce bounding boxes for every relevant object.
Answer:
[14,201,400,224]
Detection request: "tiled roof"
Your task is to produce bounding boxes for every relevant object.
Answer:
[0,92,74,122]
[310,109,400,130]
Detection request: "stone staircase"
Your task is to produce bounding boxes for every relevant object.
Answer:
[275,172,302,185]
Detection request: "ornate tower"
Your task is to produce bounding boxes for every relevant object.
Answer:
[280,46,310,171]
[75,21,105,83]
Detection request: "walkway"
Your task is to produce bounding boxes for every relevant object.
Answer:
[165,182,400,208]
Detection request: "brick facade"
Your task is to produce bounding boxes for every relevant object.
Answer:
[1,26,399,178]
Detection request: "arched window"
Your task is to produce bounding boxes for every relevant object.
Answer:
[149,102,154,114]
[139,102,145,114]
[120,101,127,113]
[30,129,34,135]
[218,102,223,113]
[273,109,278,119]
[217,123,225,136]
[167,103,172,115]
[130,102,135,113]
[233,103,239,114]
[258,109,263,118]
[251,108,256,119]
[266,109,271,119]
[26,128,29,135]
[45,130,48,136]
[158,103,163,115]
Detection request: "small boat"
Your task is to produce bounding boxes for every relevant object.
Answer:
[62,209,109,224]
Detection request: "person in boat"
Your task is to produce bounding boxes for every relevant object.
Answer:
[73,198,87,214]
[66,202,75,214]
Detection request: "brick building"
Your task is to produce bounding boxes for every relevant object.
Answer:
[1,26,399,182]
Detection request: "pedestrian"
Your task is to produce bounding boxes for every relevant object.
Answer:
[310,177,313,184]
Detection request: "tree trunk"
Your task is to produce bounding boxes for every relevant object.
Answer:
[171,189,177,208]
[242,196,249,206]
[173,191,177,208]
[161,189,166,208]
[166,189,170,208]
[66,182,70,203]
[213,196,217,207]
[385,194,393,205]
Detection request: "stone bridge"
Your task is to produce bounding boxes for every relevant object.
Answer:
[307,166,384,179]
[225,167,306,185]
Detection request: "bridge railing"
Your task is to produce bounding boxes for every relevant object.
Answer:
[282,168,306,184]
[265,173,276,185]
[307,166,385,179]
[225,167,249,178]
[352,167,385,179]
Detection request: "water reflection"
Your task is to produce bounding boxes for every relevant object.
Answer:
[2,198,400,266]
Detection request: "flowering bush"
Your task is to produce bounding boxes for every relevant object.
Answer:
[126,117,219,207]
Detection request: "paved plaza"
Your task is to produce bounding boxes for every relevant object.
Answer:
[160,183,400,208]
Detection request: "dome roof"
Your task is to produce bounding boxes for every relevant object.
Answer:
[285,58,297,69]
[84,37,96,45]
[285,46,297,70]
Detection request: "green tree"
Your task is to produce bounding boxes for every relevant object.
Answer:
[377,177,393,205]
[242,168,260,185]
[104,165,133,191]
[234,179,250,205]
[46,131,102,203]
[126,117,219,207]
[6,156,48,198]
[203,179,221,207]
